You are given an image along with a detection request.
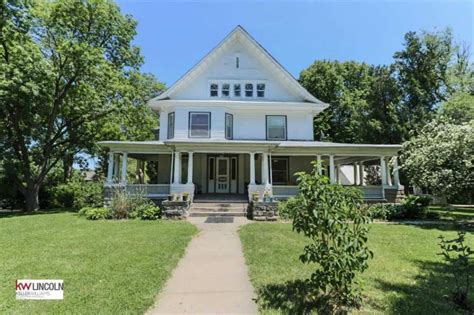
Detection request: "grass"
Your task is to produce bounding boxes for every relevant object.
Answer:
[429,205,474,221]
[239,222,474,314]
[0,211,197,314]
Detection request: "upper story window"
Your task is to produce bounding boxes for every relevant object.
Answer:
[225,113,233,140]
[167,112,175,139]
[266,115,287,140]
[257,83,265,97]
[234,84,241,97]
[189,112,211,138]
[245,83,253,97]
[210,83,218,97]
[222,84,230,97]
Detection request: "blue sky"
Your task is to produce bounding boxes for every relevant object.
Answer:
[117,0,473,87]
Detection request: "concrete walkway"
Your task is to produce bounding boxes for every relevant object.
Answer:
[148,217,258,314]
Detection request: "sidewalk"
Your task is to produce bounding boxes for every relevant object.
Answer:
[148,217,258,314]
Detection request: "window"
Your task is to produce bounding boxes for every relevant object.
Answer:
[245,83,253,97]
[272,158,289,185]
[210,83,218,97]
[167,112,175,139]
[225,113,233,139]
[189,112,211,138]
[222,83,230,97]
[236,57,239,68]
[257,83,265,97]
[266,115,287,140]
[234,84,241,97]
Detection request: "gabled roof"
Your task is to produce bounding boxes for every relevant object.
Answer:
[151,25,324,104]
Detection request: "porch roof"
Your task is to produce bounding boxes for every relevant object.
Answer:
[98,139,401,156]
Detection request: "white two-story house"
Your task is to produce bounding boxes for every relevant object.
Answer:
[99,26,402,203]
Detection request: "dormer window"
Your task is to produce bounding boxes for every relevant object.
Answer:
[245,83,253,97]
[234,84,241,97]
[257,83,265,97]
[210,83,218,97]
[222,84,230,97]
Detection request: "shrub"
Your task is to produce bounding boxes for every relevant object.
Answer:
[49,178,103,209]
[367,203,405,221]
[136,204,161,220]
[401,194,431,219]
[78,207,111,220]
[438,231,473,311]
[110,188,155,220]
[277,197,301,220]
[292,162,372,313]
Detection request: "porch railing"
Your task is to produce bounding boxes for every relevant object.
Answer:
[125,184,170,196]
[359,185,384,200]
[272,185,384,200]
[272,185,299,198]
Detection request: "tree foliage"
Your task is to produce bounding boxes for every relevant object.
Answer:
[0,0,164,210]
[299,29,469,144]
[401,120,474,201]
[291,162,372,313]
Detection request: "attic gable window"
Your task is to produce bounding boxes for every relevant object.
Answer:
[257,83,265,97]
[210,83,218,97]
[222,83,230,97]
[234,84,241,97]
[245,83,253,97]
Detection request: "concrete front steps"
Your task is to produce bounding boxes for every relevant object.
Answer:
[189,202,248,217]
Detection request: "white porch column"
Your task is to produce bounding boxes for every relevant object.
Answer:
[359,162,365,186]
[380,156,387,186]
[329,155,335,183]
[386,157,392,186]
[107,152,114,184]
[173,151,181,184]
[121,152,128,185]
[169,152,174,184]
[353,163,358,185]
[187,152,194,184]
[262,152,269,185]
[316,155,322,175]
[249,152,256,185]
[114,154,120,182]
[393,156,400,187]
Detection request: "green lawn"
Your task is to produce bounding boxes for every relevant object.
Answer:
[239,222,474,314]
[0,211,197,314]
[429,206,474,221]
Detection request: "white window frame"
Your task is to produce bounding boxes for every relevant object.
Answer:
[266,115,287,140]
[167,112,175,139]
[225,113,233,140]
[257,83,265,98]
[245,83,254,97]
[222,83,230,97]
[210,83,219,97]
[189,112,211,138]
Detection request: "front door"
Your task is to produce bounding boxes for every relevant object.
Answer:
[216,157,229,193]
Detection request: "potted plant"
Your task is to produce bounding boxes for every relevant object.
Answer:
[167,194,173,201]
[263,191,271,203]
[172,193,179,202]
[251,192,259,202]
[182,192,189,202]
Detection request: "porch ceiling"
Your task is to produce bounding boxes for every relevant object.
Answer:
[98,139,401,156]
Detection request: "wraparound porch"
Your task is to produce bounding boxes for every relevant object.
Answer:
[100,140,402,203]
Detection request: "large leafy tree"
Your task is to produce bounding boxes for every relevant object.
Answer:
[393,29,455,138]
[0,0,163,211]
[401,120,474,202]
[299,61,401,144]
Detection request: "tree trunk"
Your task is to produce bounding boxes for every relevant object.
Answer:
[63,153,74,182]
[24,183,40,212]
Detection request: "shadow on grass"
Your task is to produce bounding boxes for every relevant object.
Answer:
[256,260,472,314]
[0,208,77,218]
[372,259,472,314]
[256,279,319,314]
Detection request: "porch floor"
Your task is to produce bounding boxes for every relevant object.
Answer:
[194,193,248,203]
